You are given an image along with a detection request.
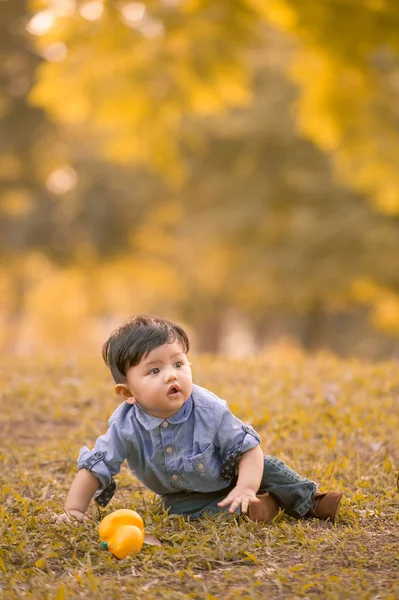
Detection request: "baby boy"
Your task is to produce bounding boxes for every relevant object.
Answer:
[57,315,343,524]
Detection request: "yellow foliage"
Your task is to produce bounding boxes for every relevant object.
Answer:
[133,201,183,256]
[0,553,6,574]
[0,188,33,217]
[352,278,399,334]
[0,154,22,180]
[27,0,255,180]
[384,458,392,474]
[24,0,399,206]
[25,266,91,345]
[190,245,232,295]
[257,0,297,29]
[30,61,91,123]
[250,0,399,214]
[375,184,399,215]
[371,295,399,335]
[54,587,66,600]
[351,278,380,303]
[34,557,47,570]
[90,256,183,320]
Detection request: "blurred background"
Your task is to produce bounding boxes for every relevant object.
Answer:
[1,0,399,359]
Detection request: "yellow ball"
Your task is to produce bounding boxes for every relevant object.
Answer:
[99,509,145,559]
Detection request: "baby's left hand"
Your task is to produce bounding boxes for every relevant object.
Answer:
[217,485,260,514]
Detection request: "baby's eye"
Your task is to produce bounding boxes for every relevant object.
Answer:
[175,361,183,368]
[149,367,160,375]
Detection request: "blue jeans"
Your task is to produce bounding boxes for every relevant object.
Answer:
[161,455,317,520]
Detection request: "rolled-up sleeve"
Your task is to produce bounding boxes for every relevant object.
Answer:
[215,401,261,481]
[77,421,128,497]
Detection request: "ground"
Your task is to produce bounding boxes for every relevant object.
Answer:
[1,347,399,599]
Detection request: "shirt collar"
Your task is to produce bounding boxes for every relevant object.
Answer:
[134,395,193,431]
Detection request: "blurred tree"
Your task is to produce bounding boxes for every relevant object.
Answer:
[0,0,56,346]
[144,40,399,350]
[1,0,399,354]
[1,1,170,265]
[0,0,173,348]
[29,0,399,215]
[29,0,258,182]
[265,0,399,214]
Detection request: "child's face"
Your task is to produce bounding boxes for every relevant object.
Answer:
[115,341,193,419]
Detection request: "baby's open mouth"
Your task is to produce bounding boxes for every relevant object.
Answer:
[167,385,181,395]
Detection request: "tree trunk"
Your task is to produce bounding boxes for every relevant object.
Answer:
[195,315,223,354]
[302,299,327,351]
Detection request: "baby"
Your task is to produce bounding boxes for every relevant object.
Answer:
[57,315,343,524]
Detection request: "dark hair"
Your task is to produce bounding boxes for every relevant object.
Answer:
[102,315,190,383]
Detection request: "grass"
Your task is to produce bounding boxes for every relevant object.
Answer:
[1,347,399,599]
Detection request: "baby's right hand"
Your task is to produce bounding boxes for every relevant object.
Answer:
[54,509,85,524]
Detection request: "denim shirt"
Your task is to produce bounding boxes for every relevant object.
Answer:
[78,383,261,506]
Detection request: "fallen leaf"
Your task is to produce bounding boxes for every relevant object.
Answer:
[144,533,162,546]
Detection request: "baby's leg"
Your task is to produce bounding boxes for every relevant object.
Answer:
[162,457,317,521]
[162,483,239,520]
[258,455,317,518]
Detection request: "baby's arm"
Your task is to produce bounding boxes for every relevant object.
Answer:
[236,444,264,491]
[56,416,129,523]
[218,445,264,514]
[213,400,265,514]
[56,469,100,523]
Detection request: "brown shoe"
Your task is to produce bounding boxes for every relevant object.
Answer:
[247,492,280,524]
[308,491,343,523]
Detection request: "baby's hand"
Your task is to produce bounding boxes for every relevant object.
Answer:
[54,509,85,524]
[217,485,260,514]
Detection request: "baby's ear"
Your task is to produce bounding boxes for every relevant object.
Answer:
[115,384,136,405]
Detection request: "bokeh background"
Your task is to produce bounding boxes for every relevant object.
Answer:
[2,0,399,359]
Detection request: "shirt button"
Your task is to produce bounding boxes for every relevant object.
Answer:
[162,421,169,428]
[197,463,204,470]
[166,447,173,454]
[171,474,179,481]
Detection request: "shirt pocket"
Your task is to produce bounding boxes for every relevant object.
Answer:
[182,444,220,492]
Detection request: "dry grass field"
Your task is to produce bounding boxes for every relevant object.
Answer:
[1,348,399,599]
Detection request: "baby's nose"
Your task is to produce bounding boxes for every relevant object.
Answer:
[165,371,177,382]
